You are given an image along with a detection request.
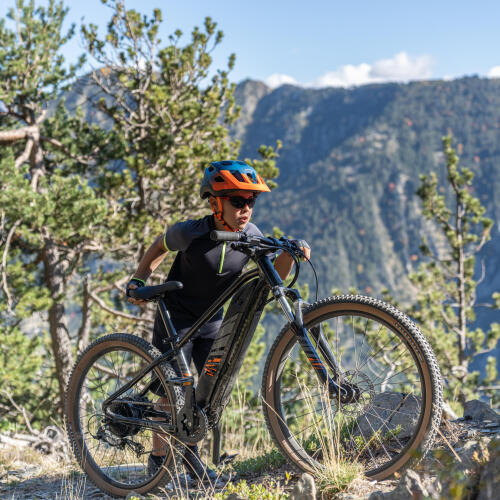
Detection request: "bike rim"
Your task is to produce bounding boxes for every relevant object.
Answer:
[73,344,176,489]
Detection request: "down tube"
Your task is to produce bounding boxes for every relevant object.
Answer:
[196,278,271,421]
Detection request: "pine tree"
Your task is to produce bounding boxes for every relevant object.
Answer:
[80,0,280,339]
[410,135,499,405]
[0,0,109,410]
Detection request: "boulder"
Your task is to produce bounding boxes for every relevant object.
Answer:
[355,392,421,441]
[463,400,500,424]
[368,469,438,499]
[289,472,316,500]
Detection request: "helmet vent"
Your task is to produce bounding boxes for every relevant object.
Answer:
[236,161,246,165]
[220,161,233,166]
[208,166,215,172]
[214,176,224,182]
[230,170,245,182]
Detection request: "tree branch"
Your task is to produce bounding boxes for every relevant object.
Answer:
[0,125,37,143]
[0,389,37,435]
[88,288,153,324]
[76,275,92,353]
[40,135,90,165]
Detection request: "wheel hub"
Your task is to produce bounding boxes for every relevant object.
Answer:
[105,395,150,438]
[337,371,375,416]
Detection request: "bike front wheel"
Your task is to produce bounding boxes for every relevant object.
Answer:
[65,333,183,498]
[262,295,443,480]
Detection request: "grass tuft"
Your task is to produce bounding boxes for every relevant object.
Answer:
[231,448,286,476]
[214,479,288,499]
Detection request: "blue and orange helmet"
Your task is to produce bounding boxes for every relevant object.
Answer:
[200,160,270,199]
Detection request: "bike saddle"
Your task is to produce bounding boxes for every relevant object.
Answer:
[129,281,183,301]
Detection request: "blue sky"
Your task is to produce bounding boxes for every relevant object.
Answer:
[2,0,500,87]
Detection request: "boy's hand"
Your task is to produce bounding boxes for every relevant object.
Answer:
[126,278,147,306]
[291,239,311,261]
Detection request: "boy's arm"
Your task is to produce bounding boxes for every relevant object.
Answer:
[273,243,311,280]
[127,235,168,305]
[133,234,169,282]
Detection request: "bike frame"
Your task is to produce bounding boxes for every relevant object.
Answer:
[102,251,346,436]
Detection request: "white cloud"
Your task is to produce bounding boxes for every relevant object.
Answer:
[311,52,434,88]
[265,73,298,88]
[487,66,500,78]
[264,52,434,89]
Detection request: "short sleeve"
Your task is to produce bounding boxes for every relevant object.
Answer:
[164,217,211,252]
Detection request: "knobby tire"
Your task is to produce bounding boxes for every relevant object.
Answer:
[262,295,443,480]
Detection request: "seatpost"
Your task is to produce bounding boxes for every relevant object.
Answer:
[158,299,191,376]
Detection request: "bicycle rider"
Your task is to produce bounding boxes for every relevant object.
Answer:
[126,160,311,484]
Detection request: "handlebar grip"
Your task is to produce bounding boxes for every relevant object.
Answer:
[210,230,244,242]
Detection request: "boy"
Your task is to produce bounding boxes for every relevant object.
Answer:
[126,160,310,483]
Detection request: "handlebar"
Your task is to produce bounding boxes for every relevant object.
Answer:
[212,230,317,301]
[210,230,244,242]
[210,230,306,253]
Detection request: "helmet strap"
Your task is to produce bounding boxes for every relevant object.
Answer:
[212,197,237,232]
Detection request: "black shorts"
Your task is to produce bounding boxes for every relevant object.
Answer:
[152,308,223,376]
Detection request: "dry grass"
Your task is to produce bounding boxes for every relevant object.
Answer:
[296,380,364,499]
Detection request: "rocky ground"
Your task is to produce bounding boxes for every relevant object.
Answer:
[1,400,499,500]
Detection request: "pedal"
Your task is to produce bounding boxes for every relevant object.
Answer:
[220,451,239,464]
[167,376,194,386]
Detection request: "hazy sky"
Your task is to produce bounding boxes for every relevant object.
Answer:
[2,0,500,88]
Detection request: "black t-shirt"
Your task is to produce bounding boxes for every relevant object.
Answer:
[162,215,265,332]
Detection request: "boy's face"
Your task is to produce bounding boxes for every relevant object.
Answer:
[210,190,257,231]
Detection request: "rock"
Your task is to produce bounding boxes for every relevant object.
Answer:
[355,392,421,441]
[368,469,437,499]
[477,435,500,500]
[454,437,491,466]
[226,494,247,500]
[464,400,500,424]
[289,472,316,500]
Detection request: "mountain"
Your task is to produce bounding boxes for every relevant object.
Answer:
[231,77,500,368]
[234,77,500,297]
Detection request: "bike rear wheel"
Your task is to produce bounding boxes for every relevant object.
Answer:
[262,295,442,480]
[65,333,183,498]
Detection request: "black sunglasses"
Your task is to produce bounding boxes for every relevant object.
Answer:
[222,195,257,209]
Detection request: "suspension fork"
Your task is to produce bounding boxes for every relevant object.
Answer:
[272,286,348,400]
[257,254,354,401]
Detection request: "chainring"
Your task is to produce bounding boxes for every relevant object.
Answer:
[175,406,208,445]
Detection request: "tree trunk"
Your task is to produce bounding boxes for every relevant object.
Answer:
[456,201,468,405]
[76,275,92,354]
[42,234,74,411]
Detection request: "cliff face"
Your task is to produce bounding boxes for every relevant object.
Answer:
[233,77,500,306]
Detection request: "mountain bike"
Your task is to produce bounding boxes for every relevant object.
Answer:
[65,231,443,497]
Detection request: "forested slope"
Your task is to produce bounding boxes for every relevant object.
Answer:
[234,77,500,310]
